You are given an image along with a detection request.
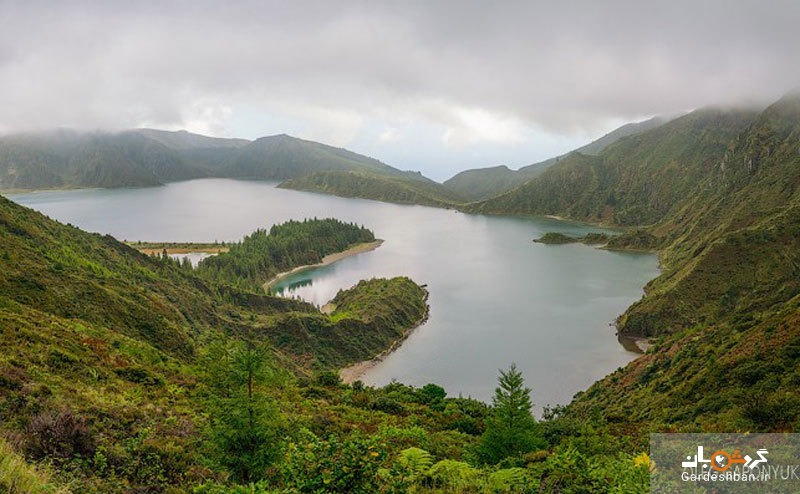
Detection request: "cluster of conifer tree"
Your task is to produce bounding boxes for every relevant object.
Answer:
[195,218,374,291]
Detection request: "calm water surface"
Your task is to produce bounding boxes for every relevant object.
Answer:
[8,179,659,410]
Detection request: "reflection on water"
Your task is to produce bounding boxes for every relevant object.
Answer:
[273,277,313,295]
[8,178,660,409]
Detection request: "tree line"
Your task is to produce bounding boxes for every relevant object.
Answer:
[193,218,374,292]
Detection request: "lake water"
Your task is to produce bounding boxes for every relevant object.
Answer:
[7,178,659,410]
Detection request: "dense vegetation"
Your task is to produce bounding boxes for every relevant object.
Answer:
[532,233,578,244]
[443,116,673,202]
[195,219,375,291]
[6,89,800,491]
[466,91,800,438]
[533,232,616,246]
[279,170,465,208]
[0,194,652,492]
[442,165,535,203]
[467,108,757,225]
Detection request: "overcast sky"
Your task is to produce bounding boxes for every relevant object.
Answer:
[1,1,799,180]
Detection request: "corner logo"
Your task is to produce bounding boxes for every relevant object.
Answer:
[682,446,769,471]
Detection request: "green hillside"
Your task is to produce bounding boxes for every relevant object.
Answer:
[0,195,463,490]
[279,170,466,207]
[442,165,525,202]
[444,115,674,202]
[0,192,656,493]
[467,107,757,224]
[466,91,800,434]
[0,129,206,190]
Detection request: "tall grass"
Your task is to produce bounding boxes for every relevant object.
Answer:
[0,438,68,494]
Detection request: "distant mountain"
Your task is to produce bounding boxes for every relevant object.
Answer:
[131,128,250,173]
[131,128,250,150]
[444,115,675,201]
[0,129,434,191]
[279,170,466,208]
[466,108,756,225]
[441,165,524,203]
[0,129,204,190]
[222,134,406,181]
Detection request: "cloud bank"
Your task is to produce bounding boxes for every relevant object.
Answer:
[1,0,799,177]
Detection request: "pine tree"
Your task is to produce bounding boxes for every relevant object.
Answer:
[203,339,283,482]
[477,363,544,464]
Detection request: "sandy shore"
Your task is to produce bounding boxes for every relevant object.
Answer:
[264,239,384,290]
[340,291,430,384]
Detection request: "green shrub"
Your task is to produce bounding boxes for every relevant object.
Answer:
[114,366,165,386]
[281,434,387,493]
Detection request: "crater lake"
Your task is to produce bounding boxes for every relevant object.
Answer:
[7,178,659,411]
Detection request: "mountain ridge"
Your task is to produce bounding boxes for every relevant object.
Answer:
[443,115,677,201]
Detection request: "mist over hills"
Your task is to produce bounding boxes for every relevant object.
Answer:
[5,86,800,491]
[0,114,679,204]
[443,115,676,201]
[0,128,420,190]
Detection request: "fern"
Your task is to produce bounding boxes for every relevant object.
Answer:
[398,447,433,475]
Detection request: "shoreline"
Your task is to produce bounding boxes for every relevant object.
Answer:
[339,290,430,384]
[264,239,384,290]
[617,334,652,354]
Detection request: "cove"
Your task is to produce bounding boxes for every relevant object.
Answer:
[7,178,659,410]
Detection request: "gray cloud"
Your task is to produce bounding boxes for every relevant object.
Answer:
[1,0,799,174]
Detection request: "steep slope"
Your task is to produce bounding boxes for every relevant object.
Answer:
[444,115,674,201]
[0,195,431,369]
[223,134,404,180]
[523,92,800,431]
[0,194,312,355]
[0,195,498,494]
[467,107,757,225]
[617,92,800,336]
[278,170,466,207]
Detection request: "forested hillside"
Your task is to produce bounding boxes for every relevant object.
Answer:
[0,186,659,493]
[443,115,674,202]
[469,91,800,433]
[467,107,757,225]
